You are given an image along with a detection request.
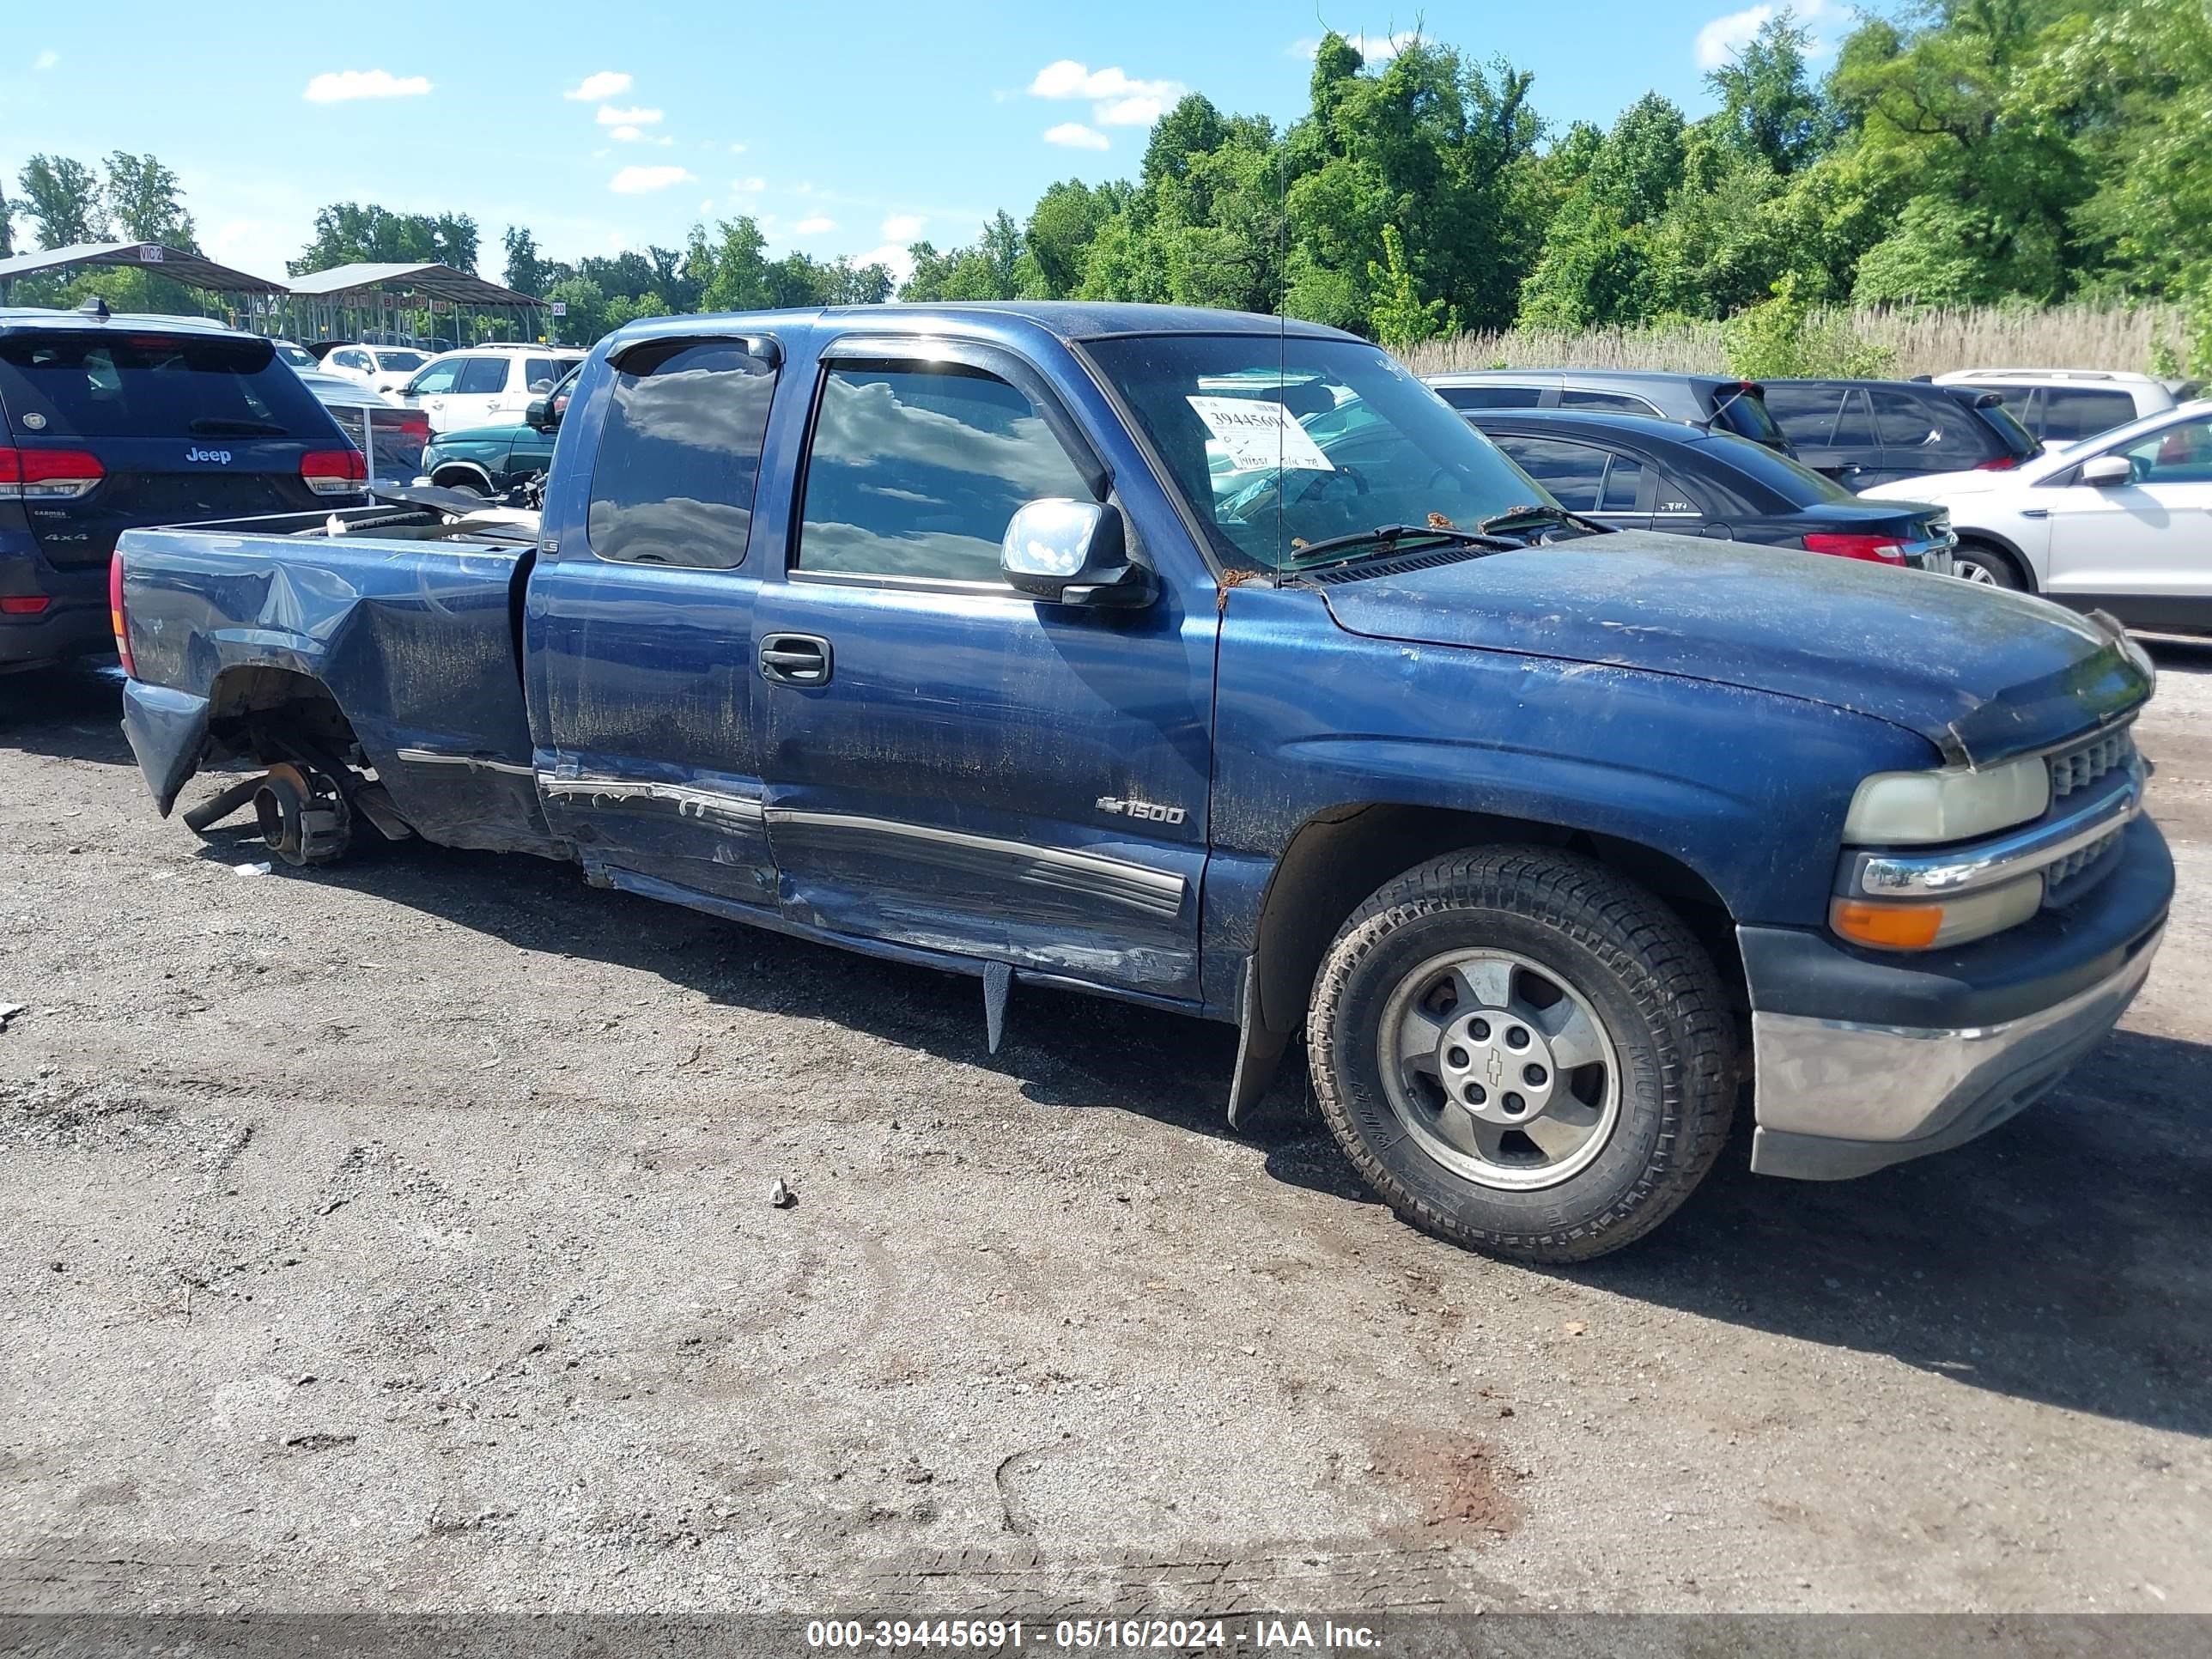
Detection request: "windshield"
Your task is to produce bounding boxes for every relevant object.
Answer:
[273,341,318,368]
[1085,334,1553,571]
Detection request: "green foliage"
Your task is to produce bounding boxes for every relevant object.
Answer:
[501,226,548,296]
[1367,225,1456,349]
[1723,275,1897,378]
[16,155,108,247]
[292,203,479,276]
[103,153,194,248]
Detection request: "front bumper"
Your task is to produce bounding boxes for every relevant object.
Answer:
[1748,927,2160,1178]
[1740,811,2172,1180]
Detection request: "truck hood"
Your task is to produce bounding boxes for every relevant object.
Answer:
[1316,532,2149,765]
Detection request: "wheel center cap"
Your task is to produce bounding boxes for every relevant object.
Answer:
[1436,1009,1559,1125]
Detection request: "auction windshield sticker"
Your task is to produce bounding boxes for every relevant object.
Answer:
[1184,396,1335,473]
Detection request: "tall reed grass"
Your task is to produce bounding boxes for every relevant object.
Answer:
[1401,302,2197,380]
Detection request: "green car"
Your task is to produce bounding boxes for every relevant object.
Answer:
[416,368,574,496]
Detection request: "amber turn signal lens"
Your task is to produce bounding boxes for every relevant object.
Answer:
[1830,898,1945,951]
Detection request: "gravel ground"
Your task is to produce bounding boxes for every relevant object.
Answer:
[0,646,2206,1619]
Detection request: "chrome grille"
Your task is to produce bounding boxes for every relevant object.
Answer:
[2049,726,2136,799]
[2044,826,2125,903]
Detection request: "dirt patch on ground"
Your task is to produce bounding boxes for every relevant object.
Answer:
[1374,1436,1525,1539]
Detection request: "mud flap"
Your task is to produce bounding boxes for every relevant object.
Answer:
[1226,960,1291,1128]
[982,961,1012,1055]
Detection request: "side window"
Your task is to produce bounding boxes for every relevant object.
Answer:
[1831,388,1877,448]
[1560,388,1658,414]
[525,356,564,392]
[2041,387,2136,444]
[2115,415,2212,484]
[1651,471,1699,514]
[586,340,778,569]
[1492,435,1607,512]
[1759,384,1845,447]
[1871,388,1987,461]
[456,357,508,396]
[408,360,460,396]
[1599,455,1645,512]
[794,362,1091,584]
[1437,384,1544,410]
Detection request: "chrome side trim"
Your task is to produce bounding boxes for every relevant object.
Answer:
[1751,927,2161,1145]
[540,774,766,825]
[393,747,535,778]
[1844,763,2143,899]
[764,807,1187,917]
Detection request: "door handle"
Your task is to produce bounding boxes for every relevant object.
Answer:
[2020,507,2050,520]
[760,633,833,686]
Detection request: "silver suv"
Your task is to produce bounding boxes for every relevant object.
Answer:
[1932,369,2198,446]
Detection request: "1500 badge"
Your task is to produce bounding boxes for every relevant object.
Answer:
[1097,795,1187,825]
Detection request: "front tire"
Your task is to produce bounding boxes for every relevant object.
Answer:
[1308,848,1735,1263]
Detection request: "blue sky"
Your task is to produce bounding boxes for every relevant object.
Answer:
[0,0,1837,286]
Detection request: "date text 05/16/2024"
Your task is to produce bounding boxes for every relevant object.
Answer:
[805,1619,1382,1650]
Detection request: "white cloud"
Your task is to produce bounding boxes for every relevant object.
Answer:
[303,68,433,103]
[34,49,59,71]
[854,242,917,283]
[610,125,672,145]
[1044,122,1110,151]
[1028,60,1185,131]
[610,165,694,194]
[565,70,632,101]
[730,143,747,153]
[794,216,837,235]
[881,213,926,241]
[701,198,716,212]
[732,175,766,192]
[598,103,663,125]
[1697,0,1830,68]
[1291,31,1417,61]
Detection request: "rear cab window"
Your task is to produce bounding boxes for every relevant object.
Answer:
[585,338,779,569]
[0,329,337,440]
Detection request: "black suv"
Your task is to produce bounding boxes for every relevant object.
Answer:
[1759,379,2039,487]
[1424,369,1795,453]
[0,306,367,671]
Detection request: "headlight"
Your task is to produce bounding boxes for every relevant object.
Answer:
[1843,756,2049,845]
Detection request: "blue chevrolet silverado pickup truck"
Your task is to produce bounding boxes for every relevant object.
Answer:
[112,302,2172,1261]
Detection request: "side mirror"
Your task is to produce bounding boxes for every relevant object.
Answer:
[1000,498,1156,608]
[525,396,556,432]
[2078,453,2132,488]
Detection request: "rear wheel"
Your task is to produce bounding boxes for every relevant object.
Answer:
[1308,848,1735,1263]
[1954,543,2022,589]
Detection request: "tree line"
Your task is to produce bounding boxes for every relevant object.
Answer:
[8,0,2209,354]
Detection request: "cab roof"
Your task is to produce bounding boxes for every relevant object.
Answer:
[616,300,1360,348]
[0,306,255,339]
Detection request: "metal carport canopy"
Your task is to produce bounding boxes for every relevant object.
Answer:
[0,240,284,294]
[283,263,539,306]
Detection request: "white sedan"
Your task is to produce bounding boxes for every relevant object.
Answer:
[1864,399,2212,634]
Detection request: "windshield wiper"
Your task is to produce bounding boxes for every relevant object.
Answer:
[1284,522,1514,570]
[1477,502,1608,538]
[189,417,289,435]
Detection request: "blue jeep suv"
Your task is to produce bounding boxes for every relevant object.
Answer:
[0,306,368,671]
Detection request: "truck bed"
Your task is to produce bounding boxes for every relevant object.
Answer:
[117,504,560,857]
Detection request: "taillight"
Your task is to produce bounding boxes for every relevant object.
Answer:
[1803,532,1907,564]
[301,447,368,496]
[109,551,136,678]
[392,413,432,441]
[1976,455,2021,471]
[0,446,106,500]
